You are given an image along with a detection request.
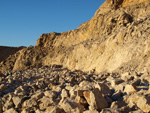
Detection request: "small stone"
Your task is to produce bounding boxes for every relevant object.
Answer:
[60,98,84,113]
[129,109,144,113]
[46,106,65,113]
[52,85,62,92]
[61,89,69,99]
[110,101,127,109]
[31,91,44,100]
[44,90,57,98]
[12,96,23,108]
[35,109,45,113]
[100,108,120,113]
[83,110,99,113]
[4,108,18,113]
[39,96,54,110]
[124,84,137,95]
[0,84,7,90]
[22,98,37,108]
[3,101,14,112]
[121,72,133,81]
[136,95,150,112]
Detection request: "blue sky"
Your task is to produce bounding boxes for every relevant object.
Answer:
[0,0,105,47]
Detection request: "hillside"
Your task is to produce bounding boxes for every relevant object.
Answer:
[1,0,150,74]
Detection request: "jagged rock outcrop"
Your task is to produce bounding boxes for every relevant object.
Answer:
[1,0,150,74]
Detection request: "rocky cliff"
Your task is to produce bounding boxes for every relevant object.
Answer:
[1,0,150,74]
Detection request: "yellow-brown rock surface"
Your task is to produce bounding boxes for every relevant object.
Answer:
[1,0,150,73]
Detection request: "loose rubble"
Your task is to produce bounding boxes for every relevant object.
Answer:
[0,65,149,113]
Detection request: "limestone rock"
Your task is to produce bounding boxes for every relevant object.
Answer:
[124,84,137,95]
[129,109,144,113]
[31,91,44,100]
[95,82,112,96]
[100,108,120,113]
[22,98,37,108]
[46,106,65,113]
[39,96,54,110]
[60,98,84,113]
[83,110,99,113]
[136,95,150,112]
[83,88,108,111]
[12,96,23,108]
[4,108,18,113]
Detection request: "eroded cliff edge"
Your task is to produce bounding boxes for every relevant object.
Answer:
[1,0,150,74]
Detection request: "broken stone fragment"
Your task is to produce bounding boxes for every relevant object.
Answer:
[22,98,37,108]
[136,95,150,113]
[31,91,44,100]
[44,90,57,100]
[39,96,54,110]
[83,88,108,111]
[0,84,7,90]
[3,100,14,112]
[12,95,23,108]
[100,108,120,113]
[60,98,84,113]
[111,90,122,101]
[129,109,144,113]
[46,106,65,113]
[83,110,99,113]
[95,82,112,96]
[3,108,18,113]
[110,100,127,109]
[124,84,137,95]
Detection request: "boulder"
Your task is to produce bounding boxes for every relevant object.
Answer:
[3,108,18,113]
[12,96,23,108]
[136,95,150,112]
[124,84,137,95]
[3,101,14,112]
[83,88,108,111]
[22,98,37,108]
[39,96,54,110]
[60,98,84,113]
[31,91,44,100]
[95,82,112,96]
[46,106,65,113]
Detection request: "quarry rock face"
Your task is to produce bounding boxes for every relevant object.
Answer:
[1,0,150,74]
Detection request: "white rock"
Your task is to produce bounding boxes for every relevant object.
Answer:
[83,88,108,111]
[124,84,137,95]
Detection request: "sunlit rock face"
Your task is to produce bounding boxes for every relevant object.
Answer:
[1,0,150,74]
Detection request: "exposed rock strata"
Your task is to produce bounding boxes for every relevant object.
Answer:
[1,0,150,74]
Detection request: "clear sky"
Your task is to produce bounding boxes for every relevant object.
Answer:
[0,0,105,47]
